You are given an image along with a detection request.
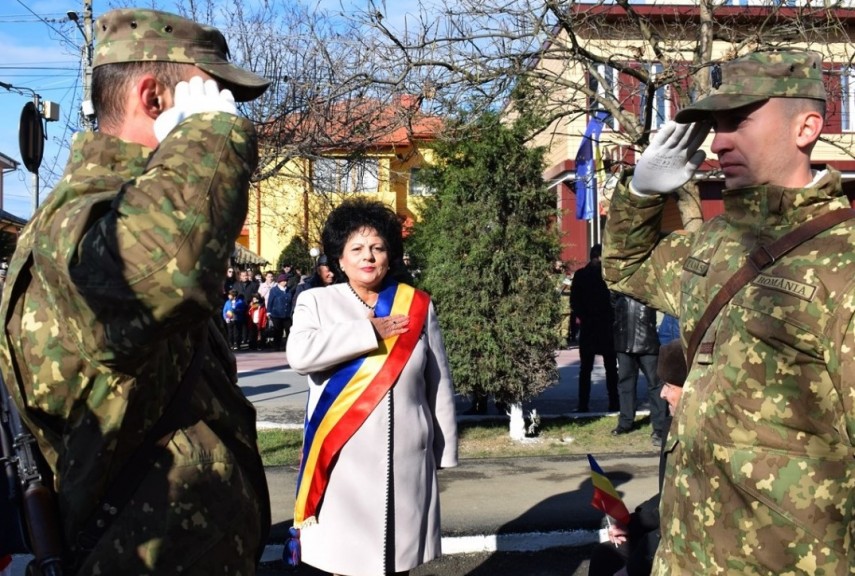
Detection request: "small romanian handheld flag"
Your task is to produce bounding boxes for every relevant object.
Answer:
[586,453,631,526]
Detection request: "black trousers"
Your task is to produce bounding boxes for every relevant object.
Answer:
[588,540,629,576]
[616,352,667,434]
[268,317,292,351]
[578,347,618,411]
[226,321,245,349]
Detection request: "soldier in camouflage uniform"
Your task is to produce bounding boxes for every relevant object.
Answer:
[0,9,272,574]
[602,49,855,574]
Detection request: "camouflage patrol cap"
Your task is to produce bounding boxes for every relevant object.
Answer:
[94,9,270,102]
[675,49,825,123]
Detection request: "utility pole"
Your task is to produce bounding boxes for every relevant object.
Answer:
[1,81,60,212]
[31,93,40,212]
[68,2,95,131]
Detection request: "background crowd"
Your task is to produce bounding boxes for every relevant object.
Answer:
[220,258,335,351]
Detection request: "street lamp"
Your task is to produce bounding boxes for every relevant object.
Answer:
[67,4,95,131]
[309,247,320,266]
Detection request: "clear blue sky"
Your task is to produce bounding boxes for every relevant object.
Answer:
[0,0,84,219]
[0,0,423,221]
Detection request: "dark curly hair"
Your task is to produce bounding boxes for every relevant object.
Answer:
[322,198,404,283]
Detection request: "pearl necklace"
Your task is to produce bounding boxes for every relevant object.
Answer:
[347,282,375,310]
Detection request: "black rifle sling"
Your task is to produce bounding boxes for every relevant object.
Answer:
[76,325,209,552]
[686,208,855,368]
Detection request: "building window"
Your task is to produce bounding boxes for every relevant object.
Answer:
[641,63,671,130]
[590,64,620,131]
[409,168,431,196]
[313,157,380,194]
[842,68,855,133]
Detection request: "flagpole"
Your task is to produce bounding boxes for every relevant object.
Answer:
[604,515,618,548]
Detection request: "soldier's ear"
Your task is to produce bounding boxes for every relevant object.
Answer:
[138,75,165,120]
[796,108,824,149]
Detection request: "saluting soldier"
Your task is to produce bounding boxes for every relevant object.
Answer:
[0,9,271,574]
[603,49,854,574]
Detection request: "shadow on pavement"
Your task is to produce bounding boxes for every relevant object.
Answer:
[238,365,292,377]
[241,383,293,397]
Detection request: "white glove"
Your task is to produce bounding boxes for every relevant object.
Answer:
[153,76,237,142]
[630,121,710,196]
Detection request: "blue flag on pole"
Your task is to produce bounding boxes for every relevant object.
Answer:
[575,111,610,220]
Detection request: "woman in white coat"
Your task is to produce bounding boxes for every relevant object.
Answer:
[286,198,458,576]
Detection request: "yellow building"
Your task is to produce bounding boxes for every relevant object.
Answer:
[241,95,442,267]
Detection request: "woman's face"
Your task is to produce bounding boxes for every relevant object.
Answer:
[339,226,389,291]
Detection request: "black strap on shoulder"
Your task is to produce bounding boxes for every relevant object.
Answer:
[75,326,209,553]
[686,208,855,368]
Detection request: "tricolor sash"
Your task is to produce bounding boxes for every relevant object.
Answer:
[293,281,430,527]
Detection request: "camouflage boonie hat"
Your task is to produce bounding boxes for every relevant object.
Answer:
[94,9,270,102]
[675,49,825,123]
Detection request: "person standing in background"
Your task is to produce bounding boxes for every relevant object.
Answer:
[247,292,268,350]
[258,269,276,306]
[570,244,618,412]
[291,254,335,313]
[266,273,294,351]
[611,293,668,446]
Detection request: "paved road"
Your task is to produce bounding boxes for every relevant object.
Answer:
[264,453,659,540]
[236,353,306,426]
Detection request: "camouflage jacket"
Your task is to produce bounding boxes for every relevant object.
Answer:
[603,170,855,575]
[0,113,271,572]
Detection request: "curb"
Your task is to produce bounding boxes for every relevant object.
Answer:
[257,420,302,430]
[259,529,602,564]
[256,410,651,430]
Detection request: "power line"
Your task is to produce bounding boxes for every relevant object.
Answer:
[0,14,69,23]
[0,66,79,71]
[13,0,75,45]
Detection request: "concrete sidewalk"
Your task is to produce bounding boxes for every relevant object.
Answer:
[261,453,660,560]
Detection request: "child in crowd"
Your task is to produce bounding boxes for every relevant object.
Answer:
[247,292,268,350]
[222,289,247,351]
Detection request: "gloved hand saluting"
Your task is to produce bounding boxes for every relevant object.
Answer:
[154,76,238,142]
[630,121,711,196]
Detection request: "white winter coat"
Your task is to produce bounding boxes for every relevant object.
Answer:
[286,283,458,576]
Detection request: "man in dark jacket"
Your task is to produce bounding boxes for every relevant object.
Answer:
[266,274,294,351]
[611,293,668,445]
[570,244,618,412]
[234,268,260,302]
[290,254,334,316]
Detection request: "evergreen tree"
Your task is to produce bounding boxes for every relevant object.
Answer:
[278,236,313,274]
[414,109,561,407]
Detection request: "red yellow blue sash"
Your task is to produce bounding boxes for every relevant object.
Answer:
[293,281,430,526]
